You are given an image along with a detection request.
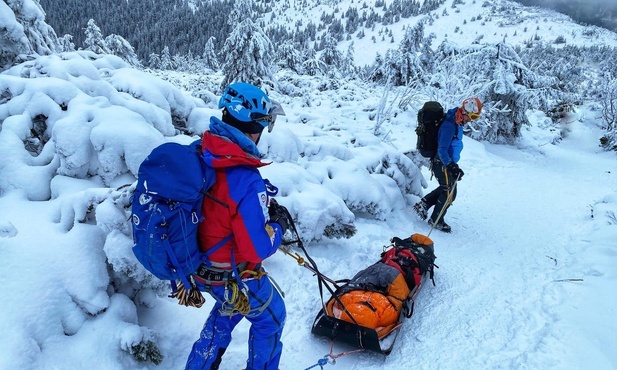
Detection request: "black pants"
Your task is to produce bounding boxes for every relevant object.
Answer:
[423,159,457,222]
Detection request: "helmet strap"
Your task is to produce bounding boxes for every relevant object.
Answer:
[455,108,465,124]
[222,108,265,134]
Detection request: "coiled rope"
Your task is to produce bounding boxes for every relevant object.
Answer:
[223,269,269,315]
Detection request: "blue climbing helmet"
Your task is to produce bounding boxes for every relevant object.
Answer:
[219,82,285,134]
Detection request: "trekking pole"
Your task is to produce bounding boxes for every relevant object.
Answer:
[427,174,459,237]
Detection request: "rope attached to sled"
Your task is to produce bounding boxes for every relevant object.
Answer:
[427,174,459,237]
[303,343,366,369]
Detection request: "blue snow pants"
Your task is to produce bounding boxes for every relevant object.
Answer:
[185,275,286,370]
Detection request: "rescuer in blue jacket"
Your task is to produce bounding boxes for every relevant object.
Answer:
[413,97,483,232]
[186,82,290,370]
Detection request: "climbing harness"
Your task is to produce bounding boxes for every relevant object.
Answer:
[217,268,273,316]
[223,280,251,315]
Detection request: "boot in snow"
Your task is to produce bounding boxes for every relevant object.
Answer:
[429,218,451,233]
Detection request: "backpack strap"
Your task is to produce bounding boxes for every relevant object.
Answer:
[201,234,234,268]
[161,235,193,289]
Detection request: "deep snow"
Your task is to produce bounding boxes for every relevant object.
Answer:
[0,53,615,370]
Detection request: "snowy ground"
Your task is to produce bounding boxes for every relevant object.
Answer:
[164,115,617,370]
[0,54,616,369]
[3,110,615,370]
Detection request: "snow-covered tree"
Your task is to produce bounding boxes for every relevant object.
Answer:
[148,53,161,69]
[319,34,343,71]
[159,46,174,70]
[302,47,326,77]
[427,41,569,144]
[202,36,220,71]
[394,25,425,86]
[518,44,586,97]
[384,20,435,87]
[220,0,276,88]
[600,76,617,151]
[275,40,304,74]
[105,34,141,67]
[172,54,188,71]
[340,42,357,77]
[57,34,75,52]
[0,0,59,70]
[83,19,110,54]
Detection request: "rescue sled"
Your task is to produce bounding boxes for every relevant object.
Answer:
[311,277,425,354]
[310,234,436,355]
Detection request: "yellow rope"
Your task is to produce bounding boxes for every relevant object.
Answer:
[171,268,270,313]
[278,247,305,265]
[223,269,268,315]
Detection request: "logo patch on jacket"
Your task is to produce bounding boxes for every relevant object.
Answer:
[258,190,268,220]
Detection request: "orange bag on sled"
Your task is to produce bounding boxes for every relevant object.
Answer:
[312,233,437,354]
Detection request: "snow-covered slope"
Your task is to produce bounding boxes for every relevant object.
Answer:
[1,51,616,370]
[262,0,617,66]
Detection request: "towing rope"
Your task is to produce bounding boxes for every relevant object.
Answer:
[427,173,459,237]
[303,342,366,369]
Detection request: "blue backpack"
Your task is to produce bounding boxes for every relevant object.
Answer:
[131,140,215,289]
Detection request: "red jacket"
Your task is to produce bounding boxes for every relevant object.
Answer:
[197,132,282,270]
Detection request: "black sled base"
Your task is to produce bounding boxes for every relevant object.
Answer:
[310,310,401,355]
[310,279,425,355]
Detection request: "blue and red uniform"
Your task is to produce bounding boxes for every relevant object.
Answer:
[423,107,464,222]
[185,117,286,370]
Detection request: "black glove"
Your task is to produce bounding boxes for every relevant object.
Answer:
[446,162,464,180]
[268,198,291,235]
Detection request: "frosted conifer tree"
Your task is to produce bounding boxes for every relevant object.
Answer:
[84,19,110,54]
[220,0,276,89]
[340,42,356,77]
[302,47,326,76]
[105,34,141,67]
[202,37,220,71]
[0,0,59,70]
[172,54,188,71]
[148,53,161,69]
[319,34,343,70]
[57,34,75,52]
[275,40,304,74]
[160,46,174,70]
[388,20,435,86]
[395,26,424,86]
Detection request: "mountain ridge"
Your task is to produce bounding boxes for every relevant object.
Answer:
[38,0,617,67]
